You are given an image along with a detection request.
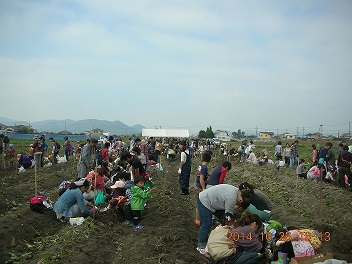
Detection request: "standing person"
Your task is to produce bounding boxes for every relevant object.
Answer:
[77,138,98,179]
[130,176,152,231]
[194,152,212,226]
[49,138,60,164]
[318,142,333,179]
[311,144,318,164]
[6,144,16,168]
[337,145,352,189]
[290,141,299,168]
[63,136,72,161]
[283,143,291,167]
[101,142,110,163]
[206,161,232,188]
[135,138,149,166]
[196,184,251,254]
[245,140,255,158]
[178,141,191,195]
[132,147,147,171]
[32,135,44,167]
[75,141,81,160]
[274,141,283,160]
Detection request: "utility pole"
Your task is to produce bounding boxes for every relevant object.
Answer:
[276,129,278,137]
[302,127,305,138]
[296,127,299,137]
[349,122,351,139]
[255,126,258,138]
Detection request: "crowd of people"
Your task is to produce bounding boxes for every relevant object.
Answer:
[2,133,352,263]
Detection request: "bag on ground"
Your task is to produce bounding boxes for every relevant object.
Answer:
[29,195,53,213]
[207,226,237,261]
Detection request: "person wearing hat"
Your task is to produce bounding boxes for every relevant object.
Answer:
[17,153,33,169]
[53,178,96,222]
[178,140,191,195]
[77,138,98,179]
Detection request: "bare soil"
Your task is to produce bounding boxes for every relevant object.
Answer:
[0,153,351,263]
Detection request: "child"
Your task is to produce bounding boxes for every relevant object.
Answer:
[6,144,16,168]
[121,175,135,227]
[100,180,126,212]
[194,152,212,226]
[296,159,309,179]
[313,164,324,183]
[324,167,336,183]
[206,161,232,188]
[130,176,152,231]
[306,162,318,180]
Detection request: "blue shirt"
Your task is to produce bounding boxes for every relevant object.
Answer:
[196,164,209,188]
[53,188,92,217]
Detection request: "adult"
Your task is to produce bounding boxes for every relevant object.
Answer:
[239,182,272,221]
[337,145,352,189]
[17,154,32,169]
[77,138,98,179]
[63,136,72,161]
[209,214,272,264]
[178,141,191,195]
[49,137,60,164]
[53,178,96,221]
[32,135,44,167]
[196,184,251,254]
[283,143,291,167]
[274,141,283,160]
[120,151,147,181]
[135,138,149,165]
[318,142,333,179]
[290,141,299,168]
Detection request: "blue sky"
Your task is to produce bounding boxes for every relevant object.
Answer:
[1,0,351,136]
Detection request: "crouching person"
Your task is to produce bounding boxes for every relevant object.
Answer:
[53,178,96,222]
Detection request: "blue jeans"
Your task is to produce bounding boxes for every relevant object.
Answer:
[236,252,258,264]
[209,251,258,264]
[290,157,297,168]
[197,198,213,248]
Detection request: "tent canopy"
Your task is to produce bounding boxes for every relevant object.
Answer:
[142,129,189,138]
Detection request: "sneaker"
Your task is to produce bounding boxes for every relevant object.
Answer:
[133,224,144,231]
[196,247,206,255]
[121,220,133,227]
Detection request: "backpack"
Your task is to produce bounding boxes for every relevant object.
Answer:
[37,139,44,149]
[67,142,72,150]
[207,226,237,261]
[29,195,53,214]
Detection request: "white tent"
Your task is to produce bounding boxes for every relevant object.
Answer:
[142,129,189,138]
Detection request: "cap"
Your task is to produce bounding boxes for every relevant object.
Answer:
[74,178,90,187]
[110,181,125,189]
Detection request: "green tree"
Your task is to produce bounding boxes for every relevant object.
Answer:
[198,130,207,139]
[205,126,215,138]
[18,126,30,134]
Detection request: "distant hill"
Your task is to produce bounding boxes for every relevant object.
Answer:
[0,117,145,135]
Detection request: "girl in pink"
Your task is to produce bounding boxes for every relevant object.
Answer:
[312,164,324,183]
[311,144,318,164]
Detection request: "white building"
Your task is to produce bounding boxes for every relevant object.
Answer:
[214,130,232,142]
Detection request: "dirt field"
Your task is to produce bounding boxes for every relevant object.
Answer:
[0,152,352,263]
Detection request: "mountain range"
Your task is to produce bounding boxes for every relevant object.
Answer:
[0,117,145,135]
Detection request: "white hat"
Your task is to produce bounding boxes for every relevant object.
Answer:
[110,180,125,189]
